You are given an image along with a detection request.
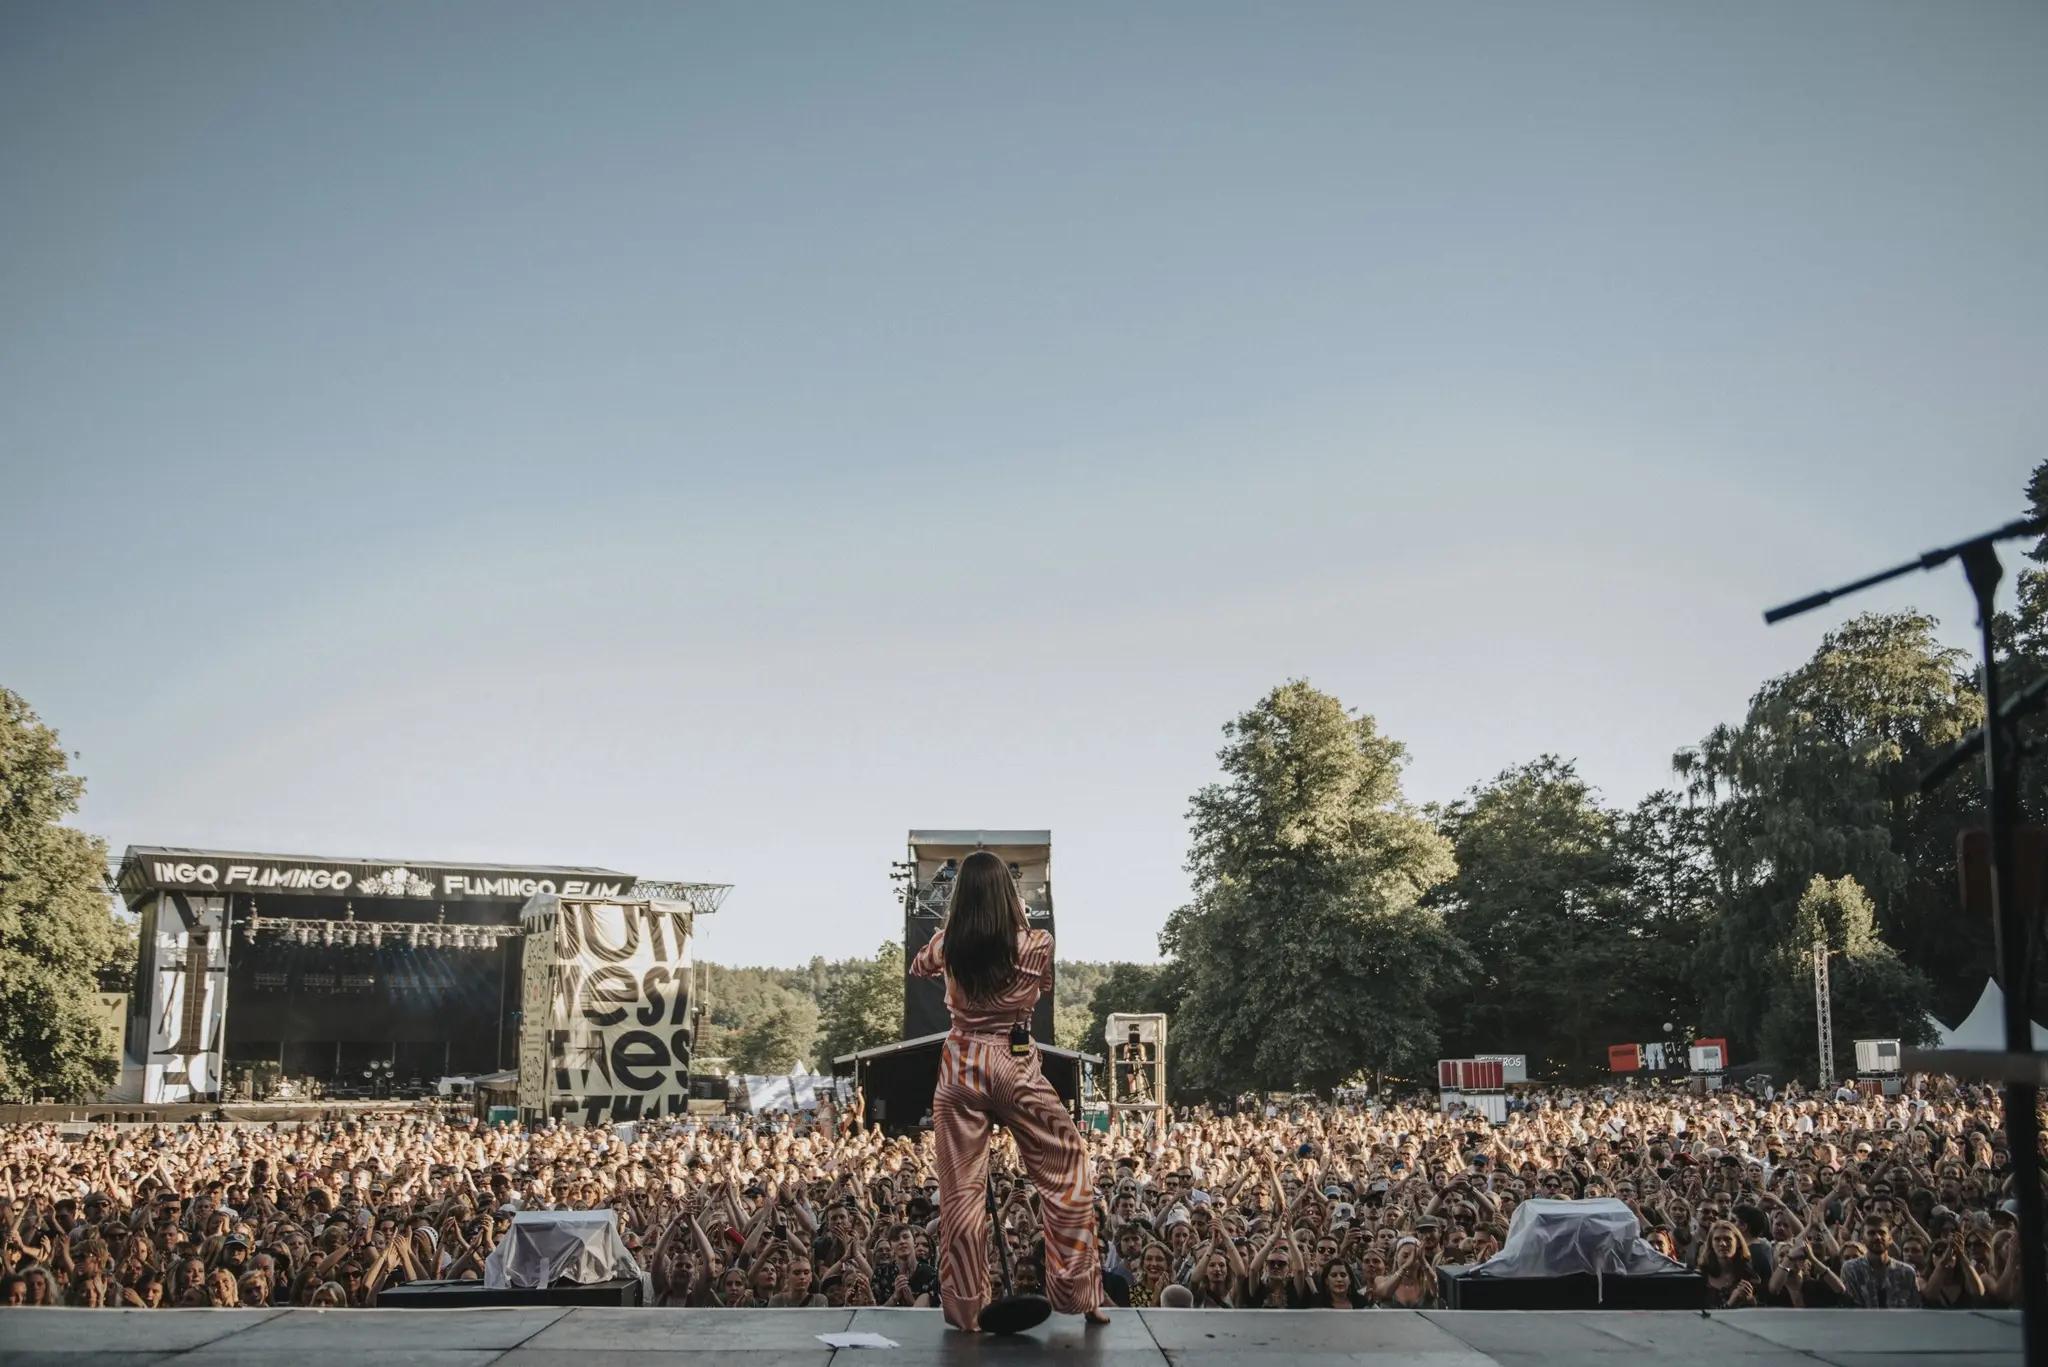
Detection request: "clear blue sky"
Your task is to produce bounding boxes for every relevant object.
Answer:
[3,2,2042,966]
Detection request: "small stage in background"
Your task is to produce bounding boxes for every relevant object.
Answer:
[2,1306,2020,1366]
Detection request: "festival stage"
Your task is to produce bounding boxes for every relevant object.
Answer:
[3,1306,2020,1366]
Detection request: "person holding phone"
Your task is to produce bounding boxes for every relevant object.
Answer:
[910,850,1107,1332]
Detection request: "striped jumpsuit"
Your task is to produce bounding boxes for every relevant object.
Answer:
[911,928,1101,1328]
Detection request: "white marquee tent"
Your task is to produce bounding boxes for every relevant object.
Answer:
[1925,979,2048,1051]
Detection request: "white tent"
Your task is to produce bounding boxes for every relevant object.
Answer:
[1927,979,2048,1051]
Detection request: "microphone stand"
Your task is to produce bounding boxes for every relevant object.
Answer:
[981,1171,1050,1334]
[1769,514,2048,1367]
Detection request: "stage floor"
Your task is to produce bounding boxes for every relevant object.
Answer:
[1,1305,2021,1366]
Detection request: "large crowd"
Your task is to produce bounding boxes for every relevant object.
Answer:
[0,1080,2029,1312]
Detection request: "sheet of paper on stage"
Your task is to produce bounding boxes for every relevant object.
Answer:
[816,1331,900,1348]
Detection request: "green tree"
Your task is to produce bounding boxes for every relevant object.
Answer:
[1614,789,1715,1044]
[1990,458,2048,667]
[695,964,804,1062]
[730,996,820,1074]
[0,689,129,1101]
[1674,612,1978,1051]
[1758,875,1936,1079]
[1432,757,1638,1077]
[1161,681,1469,1093]
[816,940,905,1061]
[1053,961,1123,1050]
[1991,458,2048,1020]
[1052,1001,1092,1052]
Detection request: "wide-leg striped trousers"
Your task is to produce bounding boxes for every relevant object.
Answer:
[931,1031,1101,1328]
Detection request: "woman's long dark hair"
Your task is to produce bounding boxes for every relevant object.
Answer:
[942,850,1027,1002]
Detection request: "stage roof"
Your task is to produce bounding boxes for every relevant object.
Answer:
[118,845,636,901]
[907,830,1051,848]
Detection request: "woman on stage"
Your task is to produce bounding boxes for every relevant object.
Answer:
[909,850,1109,1332]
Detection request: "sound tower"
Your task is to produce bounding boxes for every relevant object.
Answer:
[902,831,1055,1043]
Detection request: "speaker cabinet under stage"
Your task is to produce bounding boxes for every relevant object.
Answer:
[904,912,950,1039]
[1440,1267,1706,1310]
[377,1276,643,1308]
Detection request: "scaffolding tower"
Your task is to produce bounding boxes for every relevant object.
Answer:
[1106,1012,1166,1135]
[1814,941,1836,1090]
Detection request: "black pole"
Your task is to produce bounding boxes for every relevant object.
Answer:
[1763,514,2047,625]
[1770,513,2048,1361]
[986,1174,1013,1291]
[1961,544,2048,1367]
[1921,671,2048,796]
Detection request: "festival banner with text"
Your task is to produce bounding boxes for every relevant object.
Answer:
[521,898,695,1125]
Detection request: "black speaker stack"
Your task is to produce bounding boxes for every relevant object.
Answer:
[1439,1268,1706,1310]
[899,833,1056,1044]
[377,1276,644,1308]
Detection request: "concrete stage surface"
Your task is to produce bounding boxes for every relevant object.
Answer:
[1,1306,2021,1367]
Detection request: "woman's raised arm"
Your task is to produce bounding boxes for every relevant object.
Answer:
[908,932,946,979]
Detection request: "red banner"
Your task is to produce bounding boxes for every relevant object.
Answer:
[1608,1043,1641,1072]
[1462,1058,1504,1090]
[1439,1058,1506,1090]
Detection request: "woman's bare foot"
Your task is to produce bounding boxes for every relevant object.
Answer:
[1084,1307,1111,1326]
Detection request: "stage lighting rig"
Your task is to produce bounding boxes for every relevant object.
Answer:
[236,895,514,953]
[627,880,733,916]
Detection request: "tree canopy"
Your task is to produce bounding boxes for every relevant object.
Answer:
[815,939,905,1062]
[1162,681,1469,1093]
[1433,757,1645,1074]
[1758,875,1937,1076]
[0,689,130,1101]
[1673,611,1973,1049]
[729,996,820,1074]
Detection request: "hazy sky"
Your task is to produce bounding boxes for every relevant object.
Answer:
[3,2,2043,967]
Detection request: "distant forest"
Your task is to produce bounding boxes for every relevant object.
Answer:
[694,954,1122,1072]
